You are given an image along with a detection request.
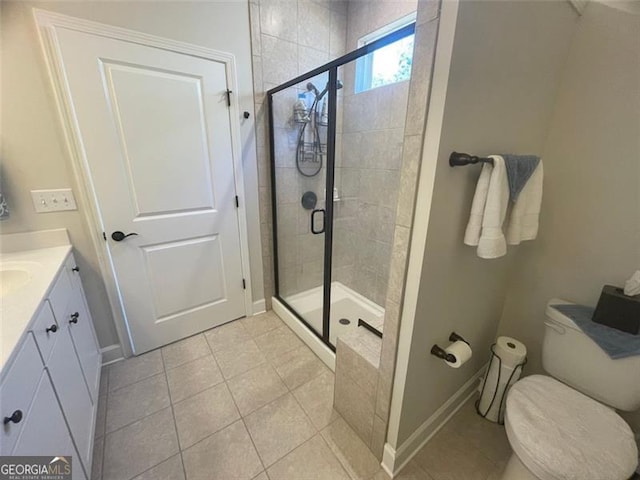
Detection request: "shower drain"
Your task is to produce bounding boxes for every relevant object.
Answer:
[338,318,351,325]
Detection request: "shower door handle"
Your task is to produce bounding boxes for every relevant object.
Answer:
[311,209,325,234]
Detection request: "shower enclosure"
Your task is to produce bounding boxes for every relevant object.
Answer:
[268,23,415,352]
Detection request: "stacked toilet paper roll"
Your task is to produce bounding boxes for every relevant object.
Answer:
[478,336,527,423]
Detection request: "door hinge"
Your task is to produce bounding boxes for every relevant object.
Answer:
[102,232,106,241]
[226,89,233,107]
[242,278,246,290]
[235,195,239,208]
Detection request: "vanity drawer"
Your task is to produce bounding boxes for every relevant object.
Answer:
[30,301,59,363]
[48,258,73,320]
[0,334,44,455]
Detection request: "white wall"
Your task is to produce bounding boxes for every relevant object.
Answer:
[393,0,579,446]
[497,0,640,421]
[0,1,264,349]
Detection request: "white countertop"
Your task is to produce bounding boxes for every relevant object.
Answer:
[1,236,72,371]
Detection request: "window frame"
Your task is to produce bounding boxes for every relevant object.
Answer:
[354,12,418,94]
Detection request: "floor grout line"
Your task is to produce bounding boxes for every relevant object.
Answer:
[108,348,177,480]
[161,351,188,480]
[97,315,344,480]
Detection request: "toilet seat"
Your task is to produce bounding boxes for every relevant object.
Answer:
[505,375,638,480]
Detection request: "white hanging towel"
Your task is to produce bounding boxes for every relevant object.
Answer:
[464,155,543,258]
[506,161,543,245]
[464,155,509,259]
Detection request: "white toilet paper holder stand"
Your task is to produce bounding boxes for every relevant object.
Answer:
[431,332,469,364]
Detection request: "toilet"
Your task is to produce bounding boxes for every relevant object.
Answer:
[501,299,640,480]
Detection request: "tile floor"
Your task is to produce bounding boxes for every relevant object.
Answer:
[92,311,511,480]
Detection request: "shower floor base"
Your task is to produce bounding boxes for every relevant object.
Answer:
[273,282,385,371]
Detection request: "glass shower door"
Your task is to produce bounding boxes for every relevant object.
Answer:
[270,71,336,343]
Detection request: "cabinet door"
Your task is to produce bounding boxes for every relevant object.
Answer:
[12,371,87,480]
[0,334,43,455]
[66,288,101,402]
[47,324,94,471]
[66,255,101,402]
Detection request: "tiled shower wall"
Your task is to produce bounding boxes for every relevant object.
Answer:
[332,0,417,308]
[370,1,440,456]
[250,0,348,305]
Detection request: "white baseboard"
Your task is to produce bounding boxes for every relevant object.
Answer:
[382,365,487,477]
[101,344,124,365]
[272,297,335,371]
[252,299,267,315]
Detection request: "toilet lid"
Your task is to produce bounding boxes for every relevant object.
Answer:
[505,375,638,480]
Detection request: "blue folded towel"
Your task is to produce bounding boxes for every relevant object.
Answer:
[501,154,540,202]
[551,304,640,359]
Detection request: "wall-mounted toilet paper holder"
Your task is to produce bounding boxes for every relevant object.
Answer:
[431,332,469,363]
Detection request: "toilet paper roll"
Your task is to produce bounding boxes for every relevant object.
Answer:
[444,341,472,368]
[494,336,527,367]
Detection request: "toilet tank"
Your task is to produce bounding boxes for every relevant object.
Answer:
[542,299,640,411]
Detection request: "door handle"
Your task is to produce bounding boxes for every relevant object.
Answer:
[311,209,326,234]
[112,231,138,242]
[69,312,79,325]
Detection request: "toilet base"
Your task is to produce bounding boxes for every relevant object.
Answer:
[501,453,539,480]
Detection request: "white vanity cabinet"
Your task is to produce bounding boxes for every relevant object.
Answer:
[64,256,101,402]
[11,364,86,480]
[0,250,101,480]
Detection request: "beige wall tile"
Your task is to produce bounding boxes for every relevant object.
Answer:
[334,364,375,443]
[298,1,331,52]
[370,415,388,460]
[260,0,298,42]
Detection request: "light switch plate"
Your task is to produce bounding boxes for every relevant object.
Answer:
[31,189,78,213]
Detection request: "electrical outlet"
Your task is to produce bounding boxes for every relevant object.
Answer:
[31,189,78,213]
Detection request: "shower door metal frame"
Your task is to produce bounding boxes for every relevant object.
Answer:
[267,22,416,351]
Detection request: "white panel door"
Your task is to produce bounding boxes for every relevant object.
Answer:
[53,28,246,353]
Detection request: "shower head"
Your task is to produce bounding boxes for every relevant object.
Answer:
[306,80,342,99]
[306,82,320,96]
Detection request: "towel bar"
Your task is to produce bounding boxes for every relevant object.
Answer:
[449,152,493,167]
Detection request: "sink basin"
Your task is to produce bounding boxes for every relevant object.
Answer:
[0,263,38,298]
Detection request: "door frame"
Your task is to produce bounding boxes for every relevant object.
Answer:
[34,9,256,358]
